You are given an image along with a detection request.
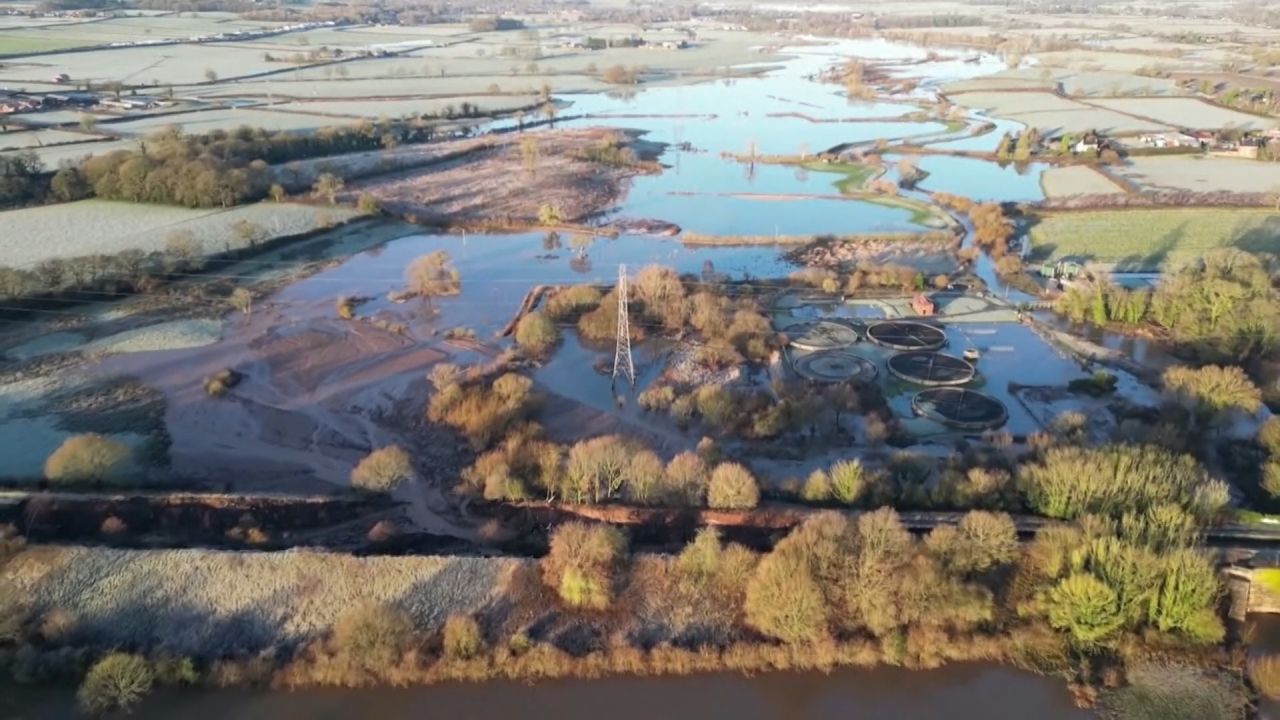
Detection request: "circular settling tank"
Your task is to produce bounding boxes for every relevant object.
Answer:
[887,351,976,386]
[912,388,1008,431]
[866,320,946,351]
[793,350,879,383]
[783,320,859,351]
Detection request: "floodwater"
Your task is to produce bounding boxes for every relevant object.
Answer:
[1,664,1092,720]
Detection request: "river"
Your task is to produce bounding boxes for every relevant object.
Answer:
[1,664,1091,720]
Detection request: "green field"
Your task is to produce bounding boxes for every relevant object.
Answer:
[1028,207,1280,269]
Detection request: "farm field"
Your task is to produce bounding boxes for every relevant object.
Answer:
[0,200,359,267]
[1033,49,1207,73]
[1116,155,1280,193]
[1039,165,1125,197]
[0,42,285,85]
[1088,97,1279,130]
[0,138,136,167]
[0,128,102,150]
[0,14,289,54]
[274,94,540,118]
[192,74,612,98]
[943,68,1183,97]
[1029,207,1280,269]
[106,107,353,135]
[946,90,1171,134]
[4,109,111,126]
[1,547,518,655]
[0,34,86,55]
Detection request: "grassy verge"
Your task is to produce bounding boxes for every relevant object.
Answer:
[1028,207,1280,269]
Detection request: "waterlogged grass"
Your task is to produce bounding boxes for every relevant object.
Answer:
[1028,207,1280,269]
[2,547,520,656]
[803,160,881,194]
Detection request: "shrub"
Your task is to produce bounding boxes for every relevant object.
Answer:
[332,603,413,670]
[202,368,241,397]
[744,549,829,644]
[707,463,759,509]
[541,522,628,610]
[801,470,832,502]
[1162,364,1262,423]
[543,285,601,320]
[829,459,866,505]
[350,446,414,491]
[78,653,154,716]
[100,516,127,535]
[664,452,708,505]
[442,614,485,660]
[929,511,1018,575]
[515,311,559,356]
[1259,417,1280,455]
[1046,573,1124,647]
[427,374,535,449]
[1018,445,1226,521]
[44,434,130,485]
[637,384,675,411]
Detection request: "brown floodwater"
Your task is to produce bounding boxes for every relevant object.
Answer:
[1,664,1092,720]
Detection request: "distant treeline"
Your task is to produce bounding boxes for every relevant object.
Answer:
[873,14,985,29]
[0,113,496,210]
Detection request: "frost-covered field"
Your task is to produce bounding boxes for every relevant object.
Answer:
[2,548,521,655]
[0,138,137,167]
[0,128,104,151]
[83,319,223,356]
[947,90,1170,134]
[108,107,345,135]
[0,42,282,85]
[1116,155,1280,193]
[0,200,358,267]
[1040,165,1124,197]
[1089,97,1279,130]
[274,94,539,119]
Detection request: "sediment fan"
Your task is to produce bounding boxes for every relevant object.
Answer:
[911,387,1008,431]
[865,320,946,351]
[887,351,976,386]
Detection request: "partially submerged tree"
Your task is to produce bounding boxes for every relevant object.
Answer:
[405,250,461,307]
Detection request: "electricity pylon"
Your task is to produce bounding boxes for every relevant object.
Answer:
[612,264,635,387]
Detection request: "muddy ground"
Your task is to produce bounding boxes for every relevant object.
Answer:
[345,128,661,226]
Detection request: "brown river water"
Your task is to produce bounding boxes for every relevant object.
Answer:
[2,664,1092,720]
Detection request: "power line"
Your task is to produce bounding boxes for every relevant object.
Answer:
[611,263,635,388]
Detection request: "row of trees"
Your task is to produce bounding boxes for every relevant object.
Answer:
[1054,249,1279,363]
[462,430,761,509]
[538,500,1221,654]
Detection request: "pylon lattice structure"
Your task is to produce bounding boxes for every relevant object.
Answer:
[612,264,635,387]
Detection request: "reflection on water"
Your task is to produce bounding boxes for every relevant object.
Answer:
[0,664,1091,720]
[276,231,794,336]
